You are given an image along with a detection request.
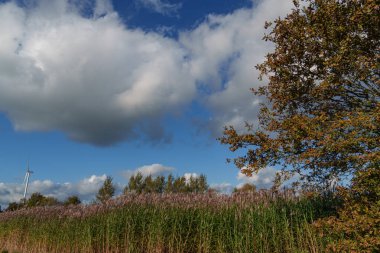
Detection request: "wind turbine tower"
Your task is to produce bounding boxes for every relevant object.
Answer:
[23,162,33,200]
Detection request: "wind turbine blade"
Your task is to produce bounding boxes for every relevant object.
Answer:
[23,172,28,185]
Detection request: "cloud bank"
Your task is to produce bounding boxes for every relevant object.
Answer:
[0,174,122,207]
[0,0,293,145]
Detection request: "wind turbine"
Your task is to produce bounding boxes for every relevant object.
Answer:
[23,162,33,200]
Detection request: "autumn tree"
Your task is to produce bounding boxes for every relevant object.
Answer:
[220,0,379,250]
[220,0,379,187]
[315,167,380,252]
[96,176,115,204]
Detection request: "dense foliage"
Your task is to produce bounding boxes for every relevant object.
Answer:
[5,194,82,212]
[124,173,208,194]
[220,0,379,251]
[220,0,379,186]
[315,167,380,252]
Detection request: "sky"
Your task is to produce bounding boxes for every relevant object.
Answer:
[0,0,295,207]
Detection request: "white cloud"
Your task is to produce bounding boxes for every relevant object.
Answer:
[0,183,25,207]
[121,163,175,179]
[236,166,277,189]
[0,174,123,208]
[183,172,198,182]
[180,0,294,135]
[0,0,295,146]
[136,0,182,16]
[0,0,195,146]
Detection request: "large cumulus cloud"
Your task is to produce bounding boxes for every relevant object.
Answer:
[0,0,294,146]
[0,0,194,145]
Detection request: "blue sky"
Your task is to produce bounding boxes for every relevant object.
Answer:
[0,0,294,206]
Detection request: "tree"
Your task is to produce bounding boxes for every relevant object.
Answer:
[5,202,23,212]
[187,176,198,193]
[64,195,81,206]
[315,167,380,252]
[165,174,174,193]
[233,183,256,193]
[143,175,154,193]
[153,176,166,193]
[96,176,115,204]
[197,174,209,193]
[220,0,379,187]
[132,172,144,194]
[173,176,187,193]
[26,192,59,207]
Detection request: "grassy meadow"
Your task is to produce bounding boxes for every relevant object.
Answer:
[0,192,337,253]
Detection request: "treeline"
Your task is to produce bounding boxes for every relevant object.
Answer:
[3,173,210,211]
[5,193,81,212]
[124,173,208,194]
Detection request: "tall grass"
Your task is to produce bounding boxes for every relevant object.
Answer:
[0,192,332,253]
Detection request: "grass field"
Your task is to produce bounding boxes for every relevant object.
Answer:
[0,192,336,253]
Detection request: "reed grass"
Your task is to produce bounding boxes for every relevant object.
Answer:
[0,192,333,253]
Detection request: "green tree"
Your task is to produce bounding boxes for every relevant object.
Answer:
[165,174,174,193]
[233,183,256,193]
[153,176,166,193]
[26,192,59,207]
[143,175,154,193]
[96,176,115,204]
[64,195,81,206]
[133,173,144,194]
[125,174,136,194]
[5,202,23,212]
[173,176,187,193]
[26,192,45,207]
[197,174,209,193]
[220,0,379,187]
[187,176,198,193]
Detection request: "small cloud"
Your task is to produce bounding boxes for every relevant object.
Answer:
[236,167,277,189]
[121,164,175,179]
[136,0,182,16]
[183,172,199,183]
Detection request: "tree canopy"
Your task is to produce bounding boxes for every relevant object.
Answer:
[96,176,115,203]
[124,173,209,194]
[220,0,379,187]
